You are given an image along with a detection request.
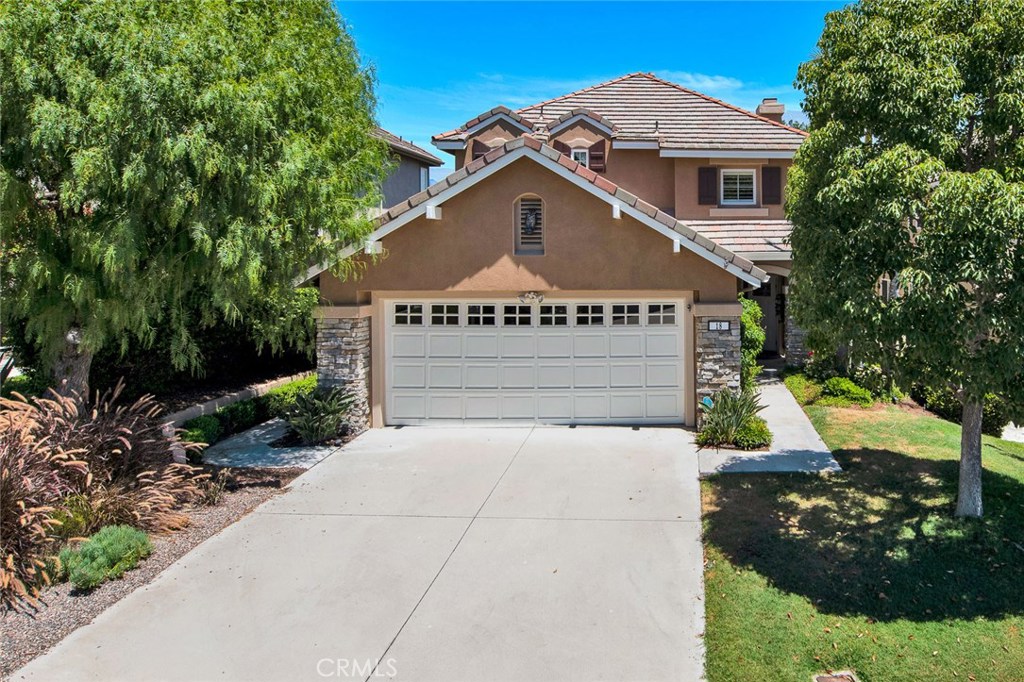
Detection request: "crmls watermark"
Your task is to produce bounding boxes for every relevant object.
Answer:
[316,658,398,678]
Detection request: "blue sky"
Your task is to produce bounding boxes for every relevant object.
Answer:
[336,1,847,170]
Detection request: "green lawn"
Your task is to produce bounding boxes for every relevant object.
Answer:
[703,404,1024,682]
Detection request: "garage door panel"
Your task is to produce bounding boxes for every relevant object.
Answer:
[386,299,687,425]
[428,333,462,357]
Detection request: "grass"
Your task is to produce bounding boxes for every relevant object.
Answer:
[703,404,1024,682]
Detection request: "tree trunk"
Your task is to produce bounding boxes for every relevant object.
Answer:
[954,399,984,518]
[51,328,93,400]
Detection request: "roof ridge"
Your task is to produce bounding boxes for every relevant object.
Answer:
[643,72,809,137]
[515,72,650,115]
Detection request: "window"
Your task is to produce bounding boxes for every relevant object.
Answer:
[539,304,568,326]
[430,303,459,326]
[515,196,544,255]
[571,149,589,168]
[419,167,430,192]
[575,304,605,326]
[720,169,756,205]
[503,304,532,326]
[394,304,423,325]
[647,304,676,326]
[467,304,496,326]
[611,303,641,326]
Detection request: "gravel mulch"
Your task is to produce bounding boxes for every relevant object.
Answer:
[0,466,304,680]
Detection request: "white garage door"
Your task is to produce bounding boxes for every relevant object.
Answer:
[384,298,688,425]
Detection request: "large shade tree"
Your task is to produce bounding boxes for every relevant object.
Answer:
[0,0,389,396]
[788,0,1024,517]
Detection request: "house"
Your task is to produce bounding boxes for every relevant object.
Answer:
[375,127,443,206]
[312,73,807,429]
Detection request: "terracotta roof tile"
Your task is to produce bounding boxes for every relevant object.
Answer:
[685,220,792,254]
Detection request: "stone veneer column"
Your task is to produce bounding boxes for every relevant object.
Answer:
[316,310,371,433]
[784,308,809,366]
[692,303,742,408]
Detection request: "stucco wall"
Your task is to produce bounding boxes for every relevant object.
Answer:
[381,155,427,207]
[674,158,791,220]
[320,157,739,304]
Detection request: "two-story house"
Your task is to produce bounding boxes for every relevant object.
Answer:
[312,73,807,430]
[375,127,443,207]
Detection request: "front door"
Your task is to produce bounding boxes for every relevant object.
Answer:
[751,277,779,354]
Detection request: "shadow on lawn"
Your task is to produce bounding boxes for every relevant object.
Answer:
[704,447,1024,623]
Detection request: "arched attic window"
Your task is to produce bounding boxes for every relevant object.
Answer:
[514,195,544,256]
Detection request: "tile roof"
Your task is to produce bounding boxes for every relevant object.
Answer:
[375,127,442,166]
[373,135,766,283]
[433,72,807,152]
[685,220,792,255]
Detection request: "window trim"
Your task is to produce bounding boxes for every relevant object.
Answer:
[419,166,430,192]
[571,149,589,168]
[719,168,757,206]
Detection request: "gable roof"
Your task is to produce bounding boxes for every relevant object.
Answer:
[375,127,442,166]
[433,72,807,154]
[308,135,767,287]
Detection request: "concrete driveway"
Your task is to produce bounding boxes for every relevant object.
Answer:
[15,427,704,682]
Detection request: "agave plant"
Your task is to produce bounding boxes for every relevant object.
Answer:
[696,389,767,449]
[285,387,357,445]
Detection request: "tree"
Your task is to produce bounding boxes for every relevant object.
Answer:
[788,0,1024,517]
[0,0,389,397]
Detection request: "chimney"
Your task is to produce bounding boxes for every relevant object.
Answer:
[756,97,785,123]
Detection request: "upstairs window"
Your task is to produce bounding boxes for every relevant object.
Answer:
[515,195,544,256]
[419,167,430,191]
[720,169,756,205]
[571,149,589,168]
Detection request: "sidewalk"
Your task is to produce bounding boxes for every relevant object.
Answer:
[698,380,841,476]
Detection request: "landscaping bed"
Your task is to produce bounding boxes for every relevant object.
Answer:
[0,466,301,678]
[702,405,1024,682]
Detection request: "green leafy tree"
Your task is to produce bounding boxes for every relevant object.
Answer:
[789,0,1024,517]
[739,295,766,392]
[0,0,389,397]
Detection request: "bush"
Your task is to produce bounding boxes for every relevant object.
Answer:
[696,390,768,448]
[261,374,317,418]
[851,364,905,403]
[911,385,1010,438]
[0,372,47,399]
[217,398,267,434]
[804,349,843,382]
[59,525,152,590]
[733,416,773,450]
[739,296,766,391]
[50,494,97,541]
[821,377,874,407]
[182,414,223,446]
[0,412,87,611]
[783,372,822,406]
[286,387,356,445]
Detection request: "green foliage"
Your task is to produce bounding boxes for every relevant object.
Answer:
[0,372,47,399]
[181,415,223,447]
[733,416,772,450]
[696,390,768,449]
[821,377,874,407]
[286,388,356,445]
[788,0,1024,499]
[851,363,905,403]
[50,495,96,541]
[0,1,389,384]
[261,375,317,418]
[739,296,766,391]
[911,385,1010,438]
[217,399,266,435]
[59,525,151,590]
[783,373,822,407]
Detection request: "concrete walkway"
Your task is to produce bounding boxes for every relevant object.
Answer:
[15,426,705,682]
[202,418,338,468]
[1003,423,1024,444]
[698,380,841,475]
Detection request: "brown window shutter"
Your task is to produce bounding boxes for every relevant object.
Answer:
[698,167,718,205]
[552,140,570,156]
[762,166,782,205]
[471,139,490,161]
[588,139,606,172]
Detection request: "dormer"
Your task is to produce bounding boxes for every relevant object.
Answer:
[435,106,536,169]
[546,108,613,173]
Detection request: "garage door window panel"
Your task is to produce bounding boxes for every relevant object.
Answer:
[647,304,677,326]
[576,304,605,326]
[395,304,424,325]
[612,303,641,326]
[539,304,569,326]
[503,304,532,326]
[430,304,459,326]
[467,304,496,326]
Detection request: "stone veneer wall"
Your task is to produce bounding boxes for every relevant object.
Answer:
[694,314,742,406]
[316,316,371,432]
[784,309,809,366]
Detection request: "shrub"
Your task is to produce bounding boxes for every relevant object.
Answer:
[804,349,843,382]
[783,373,822,406]
[0,411,86,611]
[821,377,874,407]
[182,414,223,446]
[852,364,905,403]
[261,374,317,418]
[696,390,767,448]
[911,385,1010,438]
[733,416,773,450]
[60,525,152,590]
[217,399,267,434]
[50,494,97,541]
[286,387,356,445]
[739,296,766,392]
